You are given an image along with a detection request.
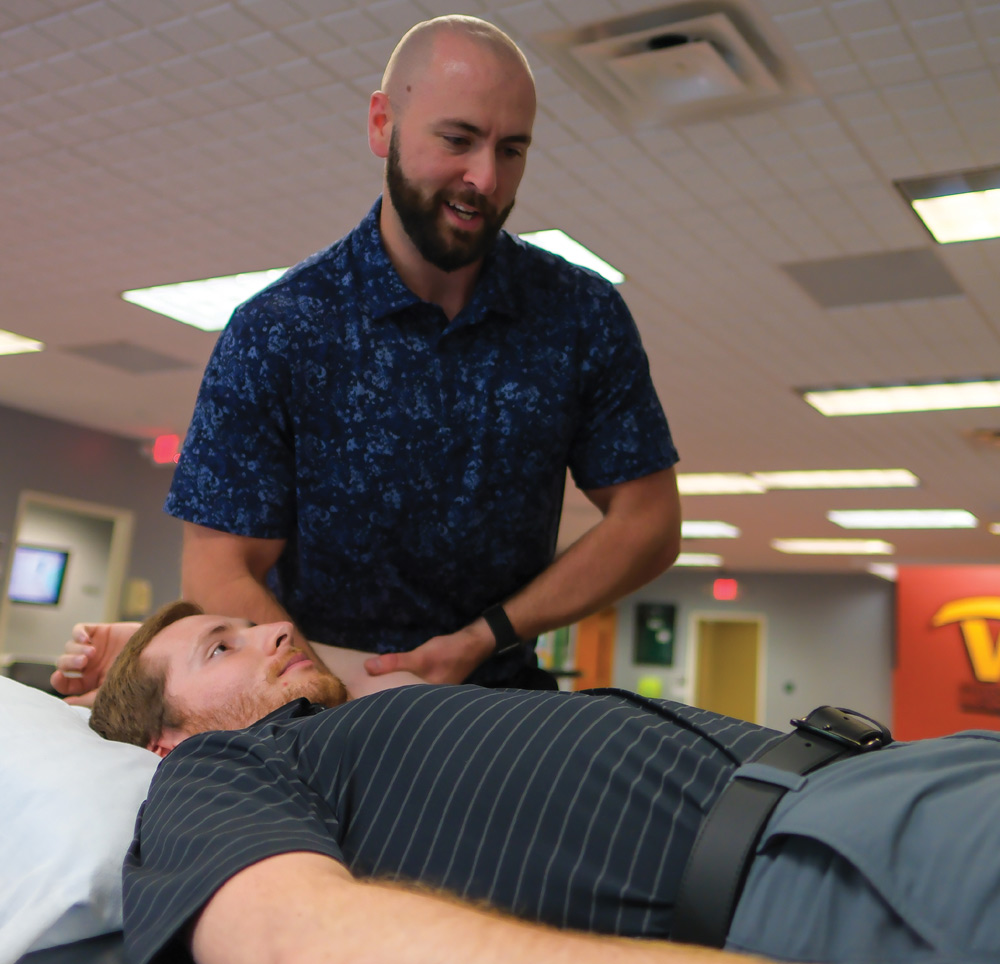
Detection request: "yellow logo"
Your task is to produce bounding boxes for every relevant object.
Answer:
[933,597,1000,683]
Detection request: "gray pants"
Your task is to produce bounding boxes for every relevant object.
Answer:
[725,731,1000,963]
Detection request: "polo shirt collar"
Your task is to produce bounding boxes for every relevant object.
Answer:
[358,196,525,327]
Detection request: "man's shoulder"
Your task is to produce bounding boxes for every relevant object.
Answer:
[498,231,620,298]
[487,231,628,333]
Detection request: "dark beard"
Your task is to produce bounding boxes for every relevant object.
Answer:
[385,128,513,273]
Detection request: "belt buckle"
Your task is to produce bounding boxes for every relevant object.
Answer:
[791,705,892,752]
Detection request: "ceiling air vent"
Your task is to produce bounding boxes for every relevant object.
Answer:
[533,0,813,128]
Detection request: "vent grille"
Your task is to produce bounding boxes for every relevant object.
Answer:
[533,1,813,128]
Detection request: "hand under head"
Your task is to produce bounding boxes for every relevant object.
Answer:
[89,601,346,755]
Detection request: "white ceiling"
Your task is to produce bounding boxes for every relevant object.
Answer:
[1,0,999,575]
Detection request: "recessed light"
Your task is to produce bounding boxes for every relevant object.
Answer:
[828,509,977,529]
[518,230,625,284]
[771,538,894,555]
[678,469,919,494]
[754,469,919,489]
[803,380,1000,416]
[677,474,766,495]
[911,191,1000,243]
[122,268,289,331]
[0,328,44,356]
[674,552,723,567]
[989,523,1000,536]
[896,165,1000,244]
[681,520,740,538]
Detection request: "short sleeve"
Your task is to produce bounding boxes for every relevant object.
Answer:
[123,729,346,964]
[567,284,678,491]
[164,296,297,538]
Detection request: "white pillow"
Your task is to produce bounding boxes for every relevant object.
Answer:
[0,676,159,963]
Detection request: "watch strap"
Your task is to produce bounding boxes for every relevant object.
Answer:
[482,604,521,655]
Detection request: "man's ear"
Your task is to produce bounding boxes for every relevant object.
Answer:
[147,727,189,759]
[368,90,392,159]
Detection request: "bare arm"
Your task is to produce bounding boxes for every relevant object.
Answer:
[366,468,681,683]
[190,851,767,964]
[181,521,301,637]
[312,642,425,698]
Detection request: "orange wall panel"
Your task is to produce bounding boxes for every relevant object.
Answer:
[894,565,1000,740]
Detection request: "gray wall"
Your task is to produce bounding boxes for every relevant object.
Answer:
[0,403,182,621]
[612,569,895,731]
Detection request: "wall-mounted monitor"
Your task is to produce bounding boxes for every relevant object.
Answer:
[8,545,70,606]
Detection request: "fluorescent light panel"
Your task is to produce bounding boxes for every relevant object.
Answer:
[0,328,44,356]
[681,520,740,538]
[123,268,289,331]
[896,165,1000,244]
[674,552,723,567]
[804,380,1000,416]
[912,190,1000,243]
[828,509,977,529]
[678,474,766,495]
[772,538,894,555]
[756,469,919,489]
[518,230,625,284]
[678,469,918,495]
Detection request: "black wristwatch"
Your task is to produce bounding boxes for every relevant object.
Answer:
[482,604,522,655]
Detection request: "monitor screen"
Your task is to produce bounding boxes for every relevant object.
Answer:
[8,545,70,606]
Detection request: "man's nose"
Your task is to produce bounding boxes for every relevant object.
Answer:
[261,621,294,650]
[464,147,497,196]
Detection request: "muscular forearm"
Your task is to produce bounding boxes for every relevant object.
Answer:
[184,568,293,625]
[365,469,680,683]
[501,469,680,642]
[312,642,426,697]
[190,852,768,964]
[180,522,300,636]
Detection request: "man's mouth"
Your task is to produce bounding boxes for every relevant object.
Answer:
[446,200,480,222]
[279,652,313,676]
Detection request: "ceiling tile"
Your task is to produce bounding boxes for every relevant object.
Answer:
[782,248,964,306]
[829,0,897,33]
[924,41,987,74]
[862,53,925,85]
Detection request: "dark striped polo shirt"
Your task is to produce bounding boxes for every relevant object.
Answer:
[123,686,780,963]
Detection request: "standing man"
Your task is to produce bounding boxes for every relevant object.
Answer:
[165,15,681,689]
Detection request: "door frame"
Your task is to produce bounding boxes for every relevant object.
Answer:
[0,490,134,659]
[687,610,768,724]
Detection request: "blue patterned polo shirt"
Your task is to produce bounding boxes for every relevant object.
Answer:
[165,198,677,682]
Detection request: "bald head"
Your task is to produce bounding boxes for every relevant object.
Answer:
[382,16,534,119]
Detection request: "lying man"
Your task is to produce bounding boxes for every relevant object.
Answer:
[91,601,1000,964]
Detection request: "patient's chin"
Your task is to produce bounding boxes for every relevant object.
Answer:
[185,675,347,733]
[296,674,347,709]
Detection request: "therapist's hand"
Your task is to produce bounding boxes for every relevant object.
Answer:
[50,621,141,706]
[363,621,495,685]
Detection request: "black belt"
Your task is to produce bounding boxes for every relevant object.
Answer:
[672,705,893,948]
